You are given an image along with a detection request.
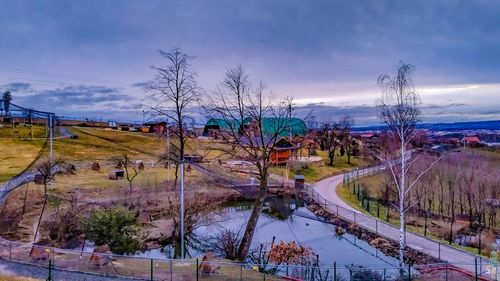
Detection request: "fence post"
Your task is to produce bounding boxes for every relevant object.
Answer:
[438,243,441,260]
[408,263,411,281]
[47,259,53,281]
[333,261,337,281]
[151,259,154,281]
[376,220,378,234]
[383,268,386,281]
[475,257,478,281]
[170,260,173,281]
[336,205,339,216]
[354,212,356,224]
[445,261,448,281]
[196,258,199,281]
[9,241,11,260]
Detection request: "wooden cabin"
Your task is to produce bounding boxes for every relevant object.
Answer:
[270,138,298,165]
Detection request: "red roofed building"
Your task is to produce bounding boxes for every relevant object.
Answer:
[462,136,481,147]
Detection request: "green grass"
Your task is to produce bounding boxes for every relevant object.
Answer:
[269,149,369,183]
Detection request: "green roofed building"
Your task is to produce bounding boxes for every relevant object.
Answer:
[261,117,307,137]
[203,117,307,137]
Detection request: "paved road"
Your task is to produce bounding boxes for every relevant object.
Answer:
[310,170,492,276]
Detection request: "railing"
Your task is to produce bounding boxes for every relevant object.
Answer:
[0,237,497,280]
[304,164,497,280]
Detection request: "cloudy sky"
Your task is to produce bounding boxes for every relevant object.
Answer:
[0,1,498,126]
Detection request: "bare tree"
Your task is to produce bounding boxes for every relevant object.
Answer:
[206,65,293,260]
[339,115,355,164]
[372,62,440,267]
[119,154,143,195]
[149,48,200,188]
[33,158,64,242]
[319,122,340,166]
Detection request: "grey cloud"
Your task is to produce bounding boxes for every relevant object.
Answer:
[17,85,133,110]
[131,82,151,90]
[1,82,31,92]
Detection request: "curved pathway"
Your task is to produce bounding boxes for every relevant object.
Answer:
[310,169,493,277]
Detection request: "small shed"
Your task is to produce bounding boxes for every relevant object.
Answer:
[34,174,44,185]
[108,170,125,180]
[294,175,305,189]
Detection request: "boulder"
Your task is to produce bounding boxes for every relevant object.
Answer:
[90,245,112,268]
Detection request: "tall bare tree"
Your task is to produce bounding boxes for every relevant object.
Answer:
[372,62,440,267]
[149,48,200,188]
[206,65,293,260]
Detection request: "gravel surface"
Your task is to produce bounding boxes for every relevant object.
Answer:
[0,258,141,281]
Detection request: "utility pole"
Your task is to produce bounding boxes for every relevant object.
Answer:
[49,114,53,163]
[180,159,185,259]
[166,123,170,181]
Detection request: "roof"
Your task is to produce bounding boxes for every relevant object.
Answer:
[260,117,307,137]
[204,118,240,133]
[462,136,480,143]
[204,117,307,137]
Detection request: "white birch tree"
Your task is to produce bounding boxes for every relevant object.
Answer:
[374,62,440,267]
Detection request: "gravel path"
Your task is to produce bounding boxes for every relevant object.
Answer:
[0,258,140,281]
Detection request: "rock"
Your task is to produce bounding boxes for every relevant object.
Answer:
[138,211,151,225]
[90,245,112,268]
[146,219,175,243]
[335,226,346,236]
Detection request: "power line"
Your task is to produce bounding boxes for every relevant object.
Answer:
[0,66,134,86]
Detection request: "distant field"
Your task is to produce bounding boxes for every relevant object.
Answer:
[0,125,48,139]
[54,127,166,161]
[0,138,45,182]
[0,127,168,182]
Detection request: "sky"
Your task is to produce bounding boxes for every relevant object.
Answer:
[0,0,498,126]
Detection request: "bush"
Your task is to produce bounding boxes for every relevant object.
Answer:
[82,207,140,254]
[289,161,318,178]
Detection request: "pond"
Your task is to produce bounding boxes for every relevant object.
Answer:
[134,195,399,268]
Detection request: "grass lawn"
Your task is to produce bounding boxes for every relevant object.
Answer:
[0,127,169,182]
[0,125,48,139]
[270,148,370,183]
[0,275,40,281]
[0,138,45,182]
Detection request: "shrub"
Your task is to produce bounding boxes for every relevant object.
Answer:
[82,207,140,254]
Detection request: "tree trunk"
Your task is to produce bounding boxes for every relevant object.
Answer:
[33,193,48,243]
[20,183,29,223]
[173,162,179,189]
[398,137,406,268]
[237,178,267,261]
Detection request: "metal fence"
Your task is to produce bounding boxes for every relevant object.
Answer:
[303,164,498,280]
[0,236,498,280]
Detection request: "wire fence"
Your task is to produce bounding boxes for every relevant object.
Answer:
[303,164,498,280]
[0,236,498,280]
